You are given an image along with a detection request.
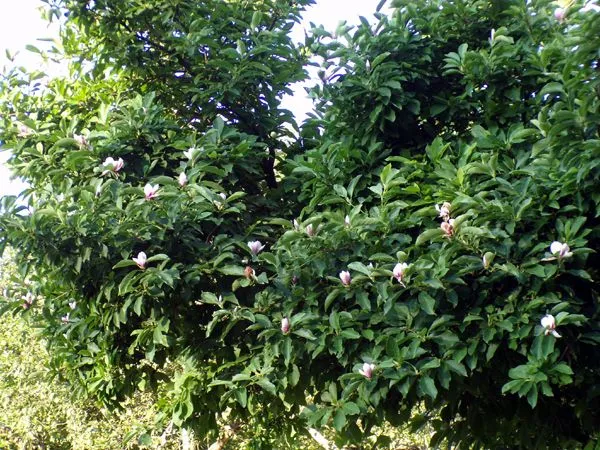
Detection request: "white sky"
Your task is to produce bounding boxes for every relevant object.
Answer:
[0,0,390,197]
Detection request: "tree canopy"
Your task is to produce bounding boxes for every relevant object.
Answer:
[1,0,599,448]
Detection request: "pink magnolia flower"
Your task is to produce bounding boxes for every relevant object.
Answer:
[550,241,573,259]
[393,262,408,285]
[281,317,290,334]
[247,240,265,256]
[305,224,315,237]
[344,215,351,227]
[144,183,159,200]
[339,270,351,286]
[61,313,70,323]
[359,362,375,379]
[554,7,566,21]
[293,219,300,231]
[102,157,124,175]
[132,251,147,269]
[178,172,187,187]
[541,314,561,338]
[435,202,452,221]
[441,219,455,237]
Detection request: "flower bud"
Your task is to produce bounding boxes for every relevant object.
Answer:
[132,251,147,269]
[441,219,455,237]
[339,270,351,286]
[244,266,255,279]
[178,172,187,187]
[281,317,290,334]
[393,262,408,284]
[554,7,565,21]
[482,252,495,269]
[305,224,315,237]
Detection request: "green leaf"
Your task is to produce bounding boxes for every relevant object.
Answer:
[445,360,467,377]
[416,228,445,246]
[418,292,436,315]
[342,402,360,416]
[217,265,246,276]
[340,329,361,339]
[256,378,276,395]
[333,410,347,431]
[112,259,138,269]
[370,52,391,69]
[293,329,316,340]
[419,376,438,399]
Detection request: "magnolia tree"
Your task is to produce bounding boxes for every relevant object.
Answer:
[1,0,599,448]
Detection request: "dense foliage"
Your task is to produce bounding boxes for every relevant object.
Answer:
[0,0,599,448]
[0,251,178,449]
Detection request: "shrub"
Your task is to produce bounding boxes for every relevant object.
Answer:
[0,0,599,448]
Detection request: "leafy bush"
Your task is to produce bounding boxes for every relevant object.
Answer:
[0,250,185,449]
[0,0,599,449]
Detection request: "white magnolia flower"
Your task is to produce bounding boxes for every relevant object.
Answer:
[74,134,89,148]
[541,314,561,338]
[582,1,600,12]
[183,147,197,160]
[132,251,147,269]
[247,241,265,256]
[435,202,452,221]
[178,172,187,187]
[393,262,409,285]
[550,241,573,259]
